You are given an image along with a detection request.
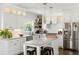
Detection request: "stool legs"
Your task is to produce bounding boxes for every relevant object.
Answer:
[41,47,54,55]
[51,48,54,55]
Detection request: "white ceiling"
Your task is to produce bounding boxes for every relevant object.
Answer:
[7,3,79,14]
[13,3,79,14]
[14,3,79,10]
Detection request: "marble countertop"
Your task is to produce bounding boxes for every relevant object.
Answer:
[0,35,32,40]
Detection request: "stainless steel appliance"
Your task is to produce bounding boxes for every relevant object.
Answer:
[63,23,71,49]
[63,22,79,51]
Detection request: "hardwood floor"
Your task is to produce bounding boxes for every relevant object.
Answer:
[59,48,79,55]
[18,48,79,55]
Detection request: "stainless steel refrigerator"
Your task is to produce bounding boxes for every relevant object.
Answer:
[63,22,79,51]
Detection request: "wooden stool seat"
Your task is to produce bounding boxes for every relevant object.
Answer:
[27,47,36,55]
[41,46,54,55]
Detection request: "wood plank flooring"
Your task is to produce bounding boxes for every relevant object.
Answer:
[59,48,79,55]
[18,48,79,55]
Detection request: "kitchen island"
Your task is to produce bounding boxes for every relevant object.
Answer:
[23,38,59,55]
[0,35,31,55]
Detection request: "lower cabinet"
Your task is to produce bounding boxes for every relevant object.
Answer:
[8,39,21,55]
[20,38,26,52]
[0,37,26,55]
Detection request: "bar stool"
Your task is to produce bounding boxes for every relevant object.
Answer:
[27,47,37,55]
[41,46,54,55]
[44,47,54,55]
[41,46,45,55]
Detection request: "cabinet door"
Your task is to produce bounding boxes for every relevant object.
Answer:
[17,15,34,29]
[20,38,26,52]
[64,13,71,22]
[15,39,21,54]
[0,40,8,55]
[4,13,18,29]
[17,16,28,29]
[8,39,21,55]
[8,40,17,55]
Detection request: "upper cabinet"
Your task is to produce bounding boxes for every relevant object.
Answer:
[17,13,36,29]
[64,10,79,22]
[0,5,36,29]
[45,15,57,25]
[4,13,17,29]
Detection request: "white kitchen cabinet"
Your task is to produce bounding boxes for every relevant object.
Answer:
[51,39,59,55]
[8,40,18,55]
[0,37,26,55]
[0,40,8,55]
[17,16,28,29]
[17,14,35,29]
[3,13,18,29]
[0,5,37,29]
[8,39,21,55]
[58,35,63,48]
[19,37,26,52]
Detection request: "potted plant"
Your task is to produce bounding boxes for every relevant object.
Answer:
[0,28,12,39]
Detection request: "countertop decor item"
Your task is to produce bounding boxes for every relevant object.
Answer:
[26,24,32,31]
[23,21,33,35]
[24,21,32,31]
[0,28,12,39]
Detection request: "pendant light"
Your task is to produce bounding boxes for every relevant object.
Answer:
[43,3,47,24]
[49,6,53,25]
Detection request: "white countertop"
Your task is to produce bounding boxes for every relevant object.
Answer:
[0,35,32,40]
[25,39,57,46]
